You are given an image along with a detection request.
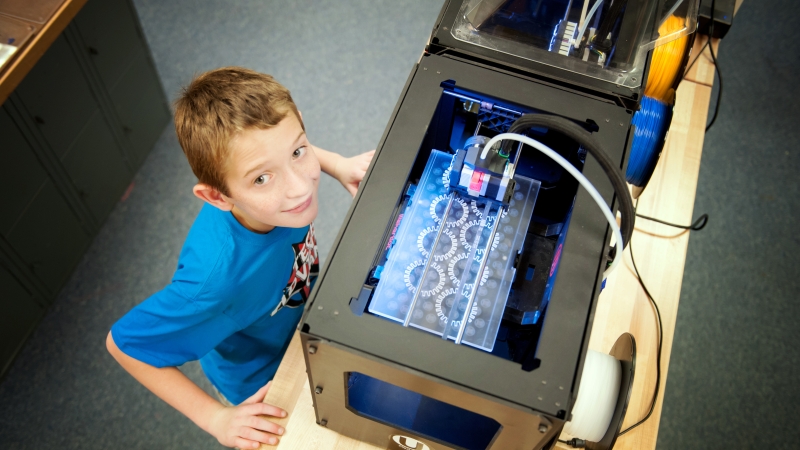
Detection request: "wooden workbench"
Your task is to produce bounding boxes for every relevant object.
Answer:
[0,0,87,105]
[259,25,727,450]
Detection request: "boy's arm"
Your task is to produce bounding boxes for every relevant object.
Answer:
[106,332,286,449]
[314,146,375,196]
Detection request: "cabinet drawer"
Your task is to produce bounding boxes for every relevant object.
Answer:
[62,110,132,223]
[110,51,170,168]
[6,181,91,295]
[0,264,43,374]
[0,107,49,235]
[74,0,143,90]
[15,35,98,159]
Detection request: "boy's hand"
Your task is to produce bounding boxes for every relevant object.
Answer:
[207,381,287,449]
[333,150,375,197]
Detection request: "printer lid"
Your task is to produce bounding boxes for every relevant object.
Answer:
[431,0,698,92]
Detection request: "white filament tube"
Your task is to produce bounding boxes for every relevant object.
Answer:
[574,0,604,47]
[563,349,622,442]
[480,133,625,277]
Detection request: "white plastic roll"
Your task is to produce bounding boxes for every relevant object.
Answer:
[563,350,622,442]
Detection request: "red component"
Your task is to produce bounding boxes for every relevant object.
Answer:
[469,171,485,192]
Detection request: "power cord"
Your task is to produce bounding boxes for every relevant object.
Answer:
[617,204,708,436]
[617,199,663,436]
[559,201,709,446]
[681,0,723,132]
[704,36,722,131]
[682,39,709,78]
[636,212,708,230]
[703,0,722,132]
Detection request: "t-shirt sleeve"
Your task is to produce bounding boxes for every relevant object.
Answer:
[111,261,240,368]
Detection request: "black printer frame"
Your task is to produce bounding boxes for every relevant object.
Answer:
[300,52,633,450]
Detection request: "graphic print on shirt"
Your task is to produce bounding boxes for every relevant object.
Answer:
[271,224,320,316]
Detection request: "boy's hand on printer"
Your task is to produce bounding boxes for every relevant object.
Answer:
[208,381,287,448]
[333,149,375,197]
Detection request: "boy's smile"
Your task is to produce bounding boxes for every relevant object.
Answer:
[214,113,321,233]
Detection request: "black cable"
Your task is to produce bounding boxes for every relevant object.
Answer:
[618,199,663,436]
[592,0,629,54]
[679,0,722,133]
[504,114,636,248]
[559,438,587,448]
[704,0,722,132]
[617,208,707,438]
[636,212,708,230]
[681,38,710,79]
[704,38,722,131]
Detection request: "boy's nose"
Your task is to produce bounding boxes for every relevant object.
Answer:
[284,167,312,198]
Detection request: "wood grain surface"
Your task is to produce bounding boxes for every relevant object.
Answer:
[262,22,721,450]
[0,0,87,104]
[261,333,383,450]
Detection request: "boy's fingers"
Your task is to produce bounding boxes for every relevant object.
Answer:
[235,437,270,449]
[239,426,280,445]
[246,416,285,435]
[243,381,272,404]
[245,401,287,418]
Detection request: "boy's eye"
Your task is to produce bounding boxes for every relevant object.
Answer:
[254,174,271,185]
[293,146,307,158]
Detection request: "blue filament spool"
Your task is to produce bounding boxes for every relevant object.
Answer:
[626,96,672,187]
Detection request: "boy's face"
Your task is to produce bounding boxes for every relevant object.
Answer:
[220,113,320,233]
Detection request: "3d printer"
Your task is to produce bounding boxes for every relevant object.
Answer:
[300,1,697,449]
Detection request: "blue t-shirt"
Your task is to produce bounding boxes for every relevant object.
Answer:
[111,204,319,404]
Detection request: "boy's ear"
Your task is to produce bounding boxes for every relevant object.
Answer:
[193,183,234,211]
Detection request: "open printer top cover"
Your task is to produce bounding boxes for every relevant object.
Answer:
[432,0,698,91]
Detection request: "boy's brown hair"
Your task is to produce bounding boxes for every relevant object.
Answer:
[174,67,303,196]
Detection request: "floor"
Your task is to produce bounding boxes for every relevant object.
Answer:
[0,1,798,449]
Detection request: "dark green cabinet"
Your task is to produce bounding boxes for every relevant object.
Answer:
[5,180,92,295]
[62,110,132,222]
[0,109,49,235]
[15,35,100,159]
[109,51,171,168]
[0,265,43,376]
[74,0,145,90]
[0,0,169,377]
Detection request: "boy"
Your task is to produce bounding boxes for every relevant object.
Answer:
[106,67,374,448]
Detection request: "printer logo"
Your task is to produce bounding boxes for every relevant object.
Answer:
[390,435,432,450]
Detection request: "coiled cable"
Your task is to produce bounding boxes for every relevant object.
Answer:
[483,132,626,277]
[482,114,634,252]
